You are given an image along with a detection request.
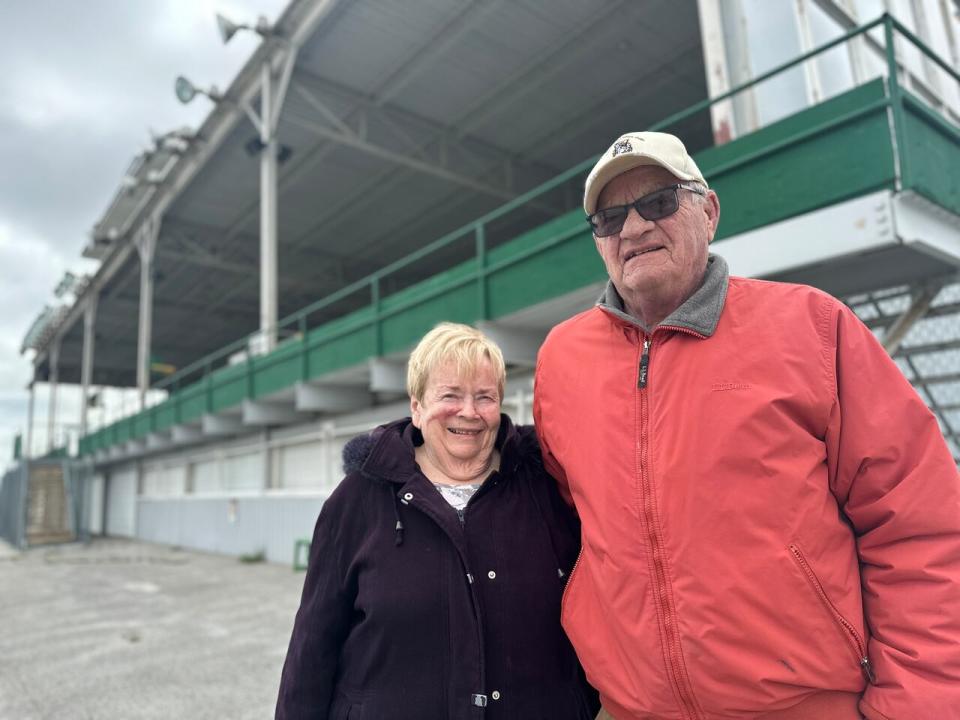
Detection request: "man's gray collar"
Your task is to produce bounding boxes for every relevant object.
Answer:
[596,254,729,337]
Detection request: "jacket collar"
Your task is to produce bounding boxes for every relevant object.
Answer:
[361,414,519,485]
[596,253,729,338]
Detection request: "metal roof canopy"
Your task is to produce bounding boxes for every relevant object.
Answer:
[32,0,710,387]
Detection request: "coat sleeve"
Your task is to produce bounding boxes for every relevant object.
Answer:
[823,303,960,720]
[534,352,576,509]
[275,487,356,720]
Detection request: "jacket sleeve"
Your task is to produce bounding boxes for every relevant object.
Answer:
[275,488,355,720]
[534,353,576,509]
[823,303,960,720]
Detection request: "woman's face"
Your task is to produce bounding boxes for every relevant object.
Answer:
[410,358,501,471]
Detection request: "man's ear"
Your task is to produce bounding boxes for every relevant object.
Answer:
[704,190,721,243]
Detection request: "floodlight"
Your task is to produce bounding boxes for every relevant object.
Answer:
[216,12,272,44]
[175,75,222,104]
[175,75,196,104]
[216,13,241,43]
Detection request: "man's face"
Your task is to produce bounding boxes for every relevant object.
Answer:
[594,165,720,311]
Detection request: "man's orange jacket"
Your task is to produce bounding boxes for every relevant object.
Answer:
[534,257,960,720]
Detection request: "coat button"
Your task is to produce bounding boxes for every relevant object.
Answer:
[403,492,413,501]
[487,570,496,580]
[491,691,501,700]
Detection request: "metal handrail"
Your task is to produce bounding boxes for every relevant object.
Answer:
[95,13,957,444]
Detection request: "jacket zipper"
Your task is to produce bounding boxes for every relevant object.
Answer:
[636,326,707,389]
[788,544,876,683]
[410,488,488,708]
[637,333,700,719]
[638,338,650,388]
[561,549,584,605]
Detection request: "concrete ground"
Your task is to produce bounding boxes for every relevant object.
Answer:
[0,537,307,719]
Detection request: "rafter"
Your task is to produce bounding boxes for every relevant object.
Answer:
[371,0,507,107]
[450,0,629,141]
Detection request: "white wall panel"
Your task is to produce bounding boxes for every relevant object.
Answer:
[279,442,325,490]
[193,459,221,494]
[142,464,186,497]
[105,466,137,537]
[222,451,263,492]
[137,495,327,564]
[86,473,105,534]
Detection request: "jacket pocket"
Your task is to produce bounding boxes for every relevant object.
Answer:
[788,543,875,684]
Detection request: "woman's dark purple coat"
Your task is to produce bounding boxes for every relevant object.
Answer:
[275,415,597,720]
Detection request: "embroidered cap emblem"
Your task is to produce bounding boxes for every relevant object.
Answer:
[612,139,633,156]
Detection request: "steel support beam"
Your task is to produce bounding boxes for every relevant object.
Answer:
[202,413,245,436]
[294,382,370,413]
[248,48,298,355]
[126,439,146,455]
[146,431,173,451]
[369,358,407,394]
[283,111,552,209]
[242,399,305,426]
[136,216,161,409]
[80,295,98,438]
[477,322,546,367]
[882,283,942,355]
[47,341,61,453]
[260,61,279,354]
[171,424,204,444]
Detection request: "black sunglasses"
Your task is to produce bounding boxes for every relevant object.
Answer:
[587,183,705,237]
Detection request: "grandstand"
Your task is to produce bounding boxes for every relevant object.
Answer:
[5,0,960,561]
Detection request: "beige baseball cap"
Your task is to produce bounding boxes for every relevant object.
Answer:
[583,131,707,215]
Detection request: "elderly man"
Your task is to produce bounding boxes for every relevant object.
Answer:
[533,131,960,720]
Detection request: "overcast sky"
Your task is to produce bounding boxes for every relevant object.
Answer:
[1,0,289,466]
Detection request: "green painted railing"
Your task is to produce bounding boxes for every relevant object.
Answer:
[78,14,960,457]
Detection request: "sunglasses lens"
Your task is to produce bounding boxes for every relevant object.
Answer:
[636,188,679,220]
[591,187,682,237]
[591,208,627,237]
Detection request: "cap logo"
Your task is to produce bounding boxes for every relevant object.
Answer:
[612,139,633,156]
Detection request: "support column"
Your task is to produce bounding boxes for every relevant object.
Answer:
[245,49,296,355]
[80,295,99,438]
[136,216,160,410]
[47,342,61,453]
[260,60,279,354]
[25,381,35,460]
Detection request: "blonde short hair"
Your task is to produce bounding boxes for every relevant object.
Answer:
[407,322,506,402]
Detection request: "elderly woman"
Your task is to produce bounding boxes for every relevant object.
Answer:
[276,322,596,720]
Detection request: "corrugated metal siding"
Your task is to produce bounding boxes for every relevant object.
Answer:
[137,495,326,565]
